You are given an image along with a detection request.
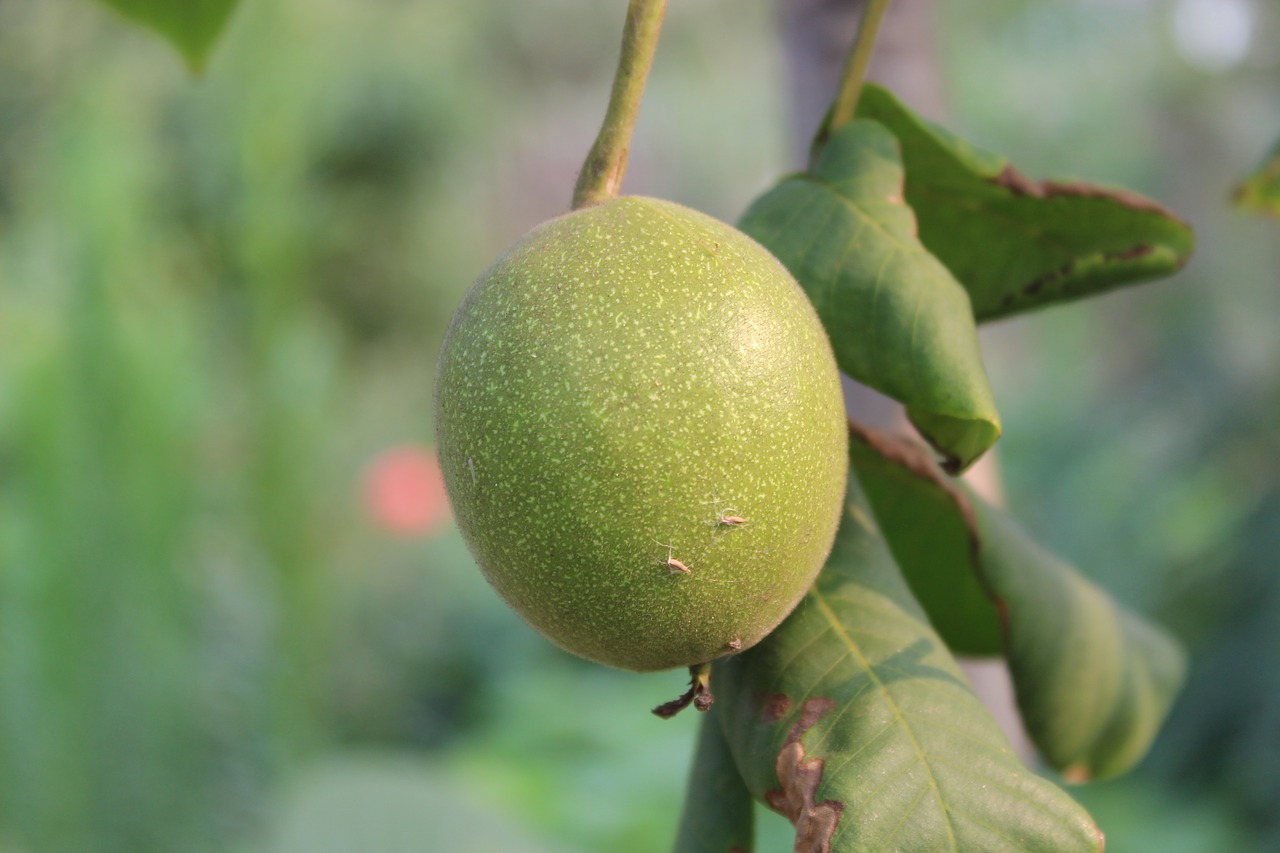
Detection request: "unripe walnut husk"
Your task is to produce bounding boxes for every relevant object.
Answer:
[435,196,847,673]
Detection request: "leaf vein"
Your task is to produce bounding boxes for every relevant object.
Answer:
[810,588,960,852]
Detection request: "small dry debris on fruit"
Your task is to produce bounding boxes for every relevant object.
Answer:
[656,542,692,574]
[653,662,713,719]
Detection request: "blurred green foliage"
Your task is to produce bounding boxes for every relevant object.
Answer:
[93,0,240,71]
[1234,141,1280,218]
[0,0,1277,851]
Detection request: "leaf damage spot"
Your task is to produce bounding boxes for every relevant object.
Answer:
[993,595,1010,626]
[998,245,1162,311]
[989,165,1183,222]
[761,692,793,724]
[764,697,843,853]
[1108,244,1155,263]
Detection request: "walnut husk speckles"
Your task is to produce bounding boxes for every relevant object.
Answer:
[434,196,848,672]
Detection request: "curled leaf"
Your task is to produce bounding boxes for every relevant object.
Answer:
[855,84,1194,320]
[740,120,1000,472]
[849,422,1187,780]
[713,474,1104,852]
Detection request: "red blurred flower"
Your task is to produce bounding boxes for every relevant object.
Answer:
[362,445,451,537]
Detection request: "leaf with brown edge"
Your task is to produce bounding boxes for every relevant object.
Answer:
[848,421,1187,780]
[855,84,1194,321]
[713,471,1104,852]
[673,707,756,853]
[1234,141,1280,220]
[739,120,1001,472]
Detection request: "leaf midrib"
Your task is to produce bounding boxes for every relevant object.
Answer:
[810,588,960,853]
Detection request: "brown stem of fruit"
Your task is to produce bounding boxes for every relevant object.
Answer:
[571,0,668,210]
[653,661,714,719]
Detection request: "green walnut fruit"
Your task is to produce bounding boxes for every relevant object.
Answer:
[435,196,847,672]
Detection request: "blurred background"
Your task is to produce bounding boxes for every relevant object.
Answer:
[0,0,1276,850]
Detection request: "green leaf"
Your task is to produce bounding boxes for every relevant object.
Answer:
[845,425,1005,658]
[740,121,1000,472]
[94,0,239,71]
[848,423,1187,780]
[855,84,1194,321]
[713,476,1104,852]
[673,708,755,853]
[1234,141,1280,219]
